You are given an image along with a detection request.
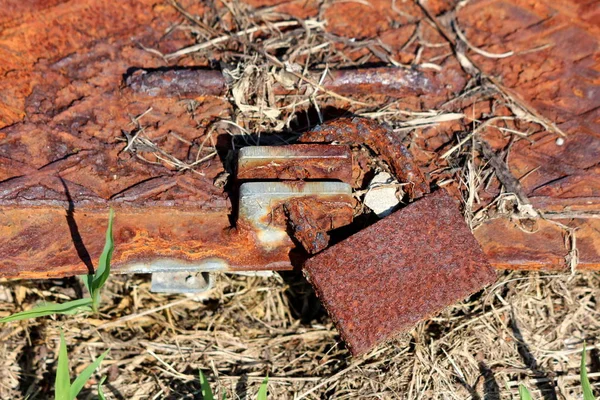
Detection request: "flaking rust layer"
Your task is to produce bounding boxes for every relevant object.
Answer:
[299,118,430,199]
[303,190,497,356]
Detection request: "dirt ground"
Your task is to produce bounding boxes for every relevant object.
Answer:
[0,271,599,399]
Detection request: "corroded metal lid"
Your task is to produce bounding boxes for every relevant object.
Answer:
[304,190,497,356]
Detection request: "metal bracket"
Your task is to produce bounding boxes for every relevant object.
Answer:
[151,271,214,293]
[141,144,354,293]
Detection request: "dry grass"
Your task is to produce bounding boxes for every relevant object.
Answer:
[1,271,599,399]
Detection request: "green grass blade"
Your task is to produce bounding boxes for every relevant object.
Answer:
[79,274,92,295]
[69,349,109,400]
[519,384,532,400]
[256,376,268,400]
[581,344,595,400]
[91,208,114,311]
[0,298,93,323]
[55,331,71,400]
[97,376,107,400]
[199,370,215,400]
[92,208,114,290]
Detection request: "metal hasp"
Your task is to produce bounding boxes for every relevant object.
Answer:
[303,190,497,356]
[144,144,354,292]
[239,181,353,254]
[237,144,354,255]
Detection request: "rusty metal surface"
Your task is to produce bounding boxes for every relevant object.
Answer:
[0,180,353,279]
[284,198,341,254]
[304,190,496,356]
[321,68,441,97]
[237,145,355,255]
[237,145,353,183]
[422,0,600,204]
[125,68,227,97]
[0,0,237,278]
[125,67,446,99]
[238,181,353,254]
[418,0,600,270]
[0,0,459,281]
[1,207,295,279]
[424,0,600,211]
[474,217,594,270]
[452,0,600,139]
[299,118,430,199]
